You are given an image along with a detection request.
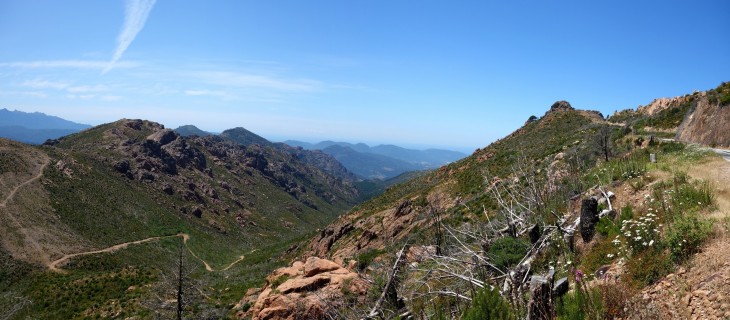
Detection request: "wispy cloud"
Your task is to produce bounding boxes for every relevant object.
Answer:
[0,90,48,98]
[20,79,70,90]
[104,0,156,73]
[185,89,237,100]
[195,71,323,92]
[100,95,123,101]
[66,84,109,93]
[0,60,139,69]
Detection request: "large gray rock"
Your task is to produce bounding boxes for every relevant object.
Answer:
[146,128,177,146]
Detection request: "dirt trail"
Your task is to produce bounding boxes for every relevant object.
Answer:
[50,233,246,273]
[0,147,245,273]
[0,156,49,207]
[0,156,51,265]
[48,235,180,272]
[180,233,213,272]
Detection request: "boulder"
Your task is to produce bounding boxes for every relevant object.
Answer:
[240,257,369,320]
[303,257,341,277]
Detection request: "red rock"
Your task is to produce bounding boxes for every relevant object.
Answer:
[303,257,340,277]
[241,257,369,320]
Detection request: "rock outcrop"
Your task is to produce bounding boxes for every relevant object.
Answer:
[545,100,574,116]
[237,257,368,320]
[676,91,730,147]
[637,96,690,116]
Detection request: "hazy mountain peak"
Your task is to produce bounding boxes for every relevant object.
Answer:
[0,108,91,144]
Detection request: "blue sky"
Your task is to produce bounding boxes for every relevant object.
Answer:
[1,1,728,153]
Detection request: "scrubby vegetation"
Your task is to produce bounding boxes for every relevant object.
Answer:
[327,105,723,319]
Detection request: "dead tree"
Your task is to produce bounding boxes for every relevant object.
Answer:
[142,238,207,319]
[596,125,613,162]
[402,152,618,317]
[365,242,410,319]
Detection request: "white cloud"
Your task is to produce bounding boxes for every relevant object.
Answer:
[104,0,156,73]
[0,60,139,69]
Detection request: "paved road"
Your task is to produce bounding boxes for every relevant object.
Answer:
[714,148,730,162]
[659,138,730,162]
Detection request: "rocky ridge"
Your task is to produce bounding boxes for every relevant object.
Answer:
[48,119,358,241]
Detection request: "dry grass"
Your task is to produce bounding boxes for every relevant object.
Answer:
[686,156,730,220]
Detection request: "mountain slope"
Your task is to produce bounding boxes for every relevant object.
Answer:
[241,85,728,319]
[0,119,360,318]
[173,124,213,137]
[305,104,603,260]
[220,127,273,147]
[220,127,359,183]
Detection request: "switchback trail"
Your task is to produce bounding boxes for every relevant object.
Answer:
[49,233,247,273]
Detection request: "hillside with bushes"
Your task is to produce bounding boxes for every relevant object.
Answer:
[238,84,730,319]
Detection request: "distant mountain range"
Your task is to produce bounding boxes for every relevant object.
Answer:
[0,108,91,144]
[0,109,465,181]
[284,139,467,179]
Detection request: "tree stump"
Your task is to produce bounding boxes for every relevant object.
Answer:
[580,198,599,242]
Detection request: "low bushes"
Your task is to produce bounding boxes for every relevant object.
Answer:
[665,213,713,263]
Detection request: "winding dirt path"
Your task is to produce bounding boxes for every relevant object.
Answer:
[0,156,51,264]
[0,152,246,273]
[49,233,247,273]
[48,235,180,272]
[0,156,49,207]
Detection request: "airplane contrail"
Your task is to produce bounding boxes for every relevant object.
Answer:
[103,0,156,74]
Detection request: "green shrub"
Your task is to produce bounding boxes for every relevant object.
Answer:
[665,180,715,219]
[624,248,672,287]
[659,141,685,153]
[354,248,384,271]
[462,287,515,320]
[665,213,713,263]
[580,239,616,274]
[556,285,603,320]
[488,237,531,271]
[269,274,290,289]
